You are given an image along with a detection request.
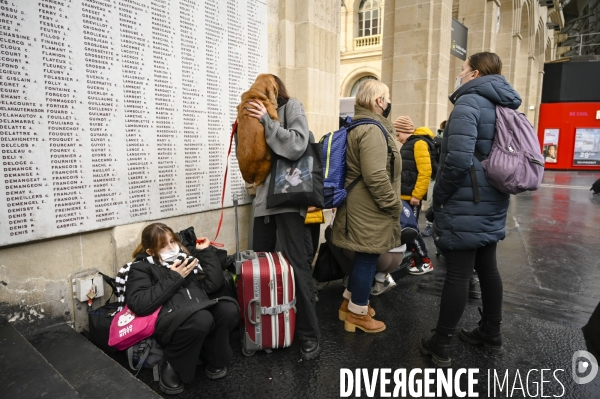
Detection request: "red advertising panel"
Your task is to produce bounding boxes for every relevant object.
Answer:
[537,103,600,170]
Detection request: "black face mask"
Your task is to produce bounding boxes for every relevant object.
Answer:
[381,102,392,118]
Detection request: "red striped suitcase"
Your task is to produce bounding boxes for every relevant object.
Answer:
[236,250,296,356]
[232,194,296,356]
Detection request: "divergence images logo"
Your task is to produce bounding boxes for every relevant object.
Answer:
[572,350,598,385]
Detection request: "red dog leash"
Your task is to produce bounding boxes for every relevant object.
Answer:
[209,120,238,246]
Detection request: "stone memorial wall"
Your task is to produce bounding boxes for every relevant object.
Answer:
[0,0,266,245]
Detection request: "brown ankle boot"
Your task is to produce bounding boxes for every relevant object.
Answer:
[344,312,386,333]
[338,299,375,321]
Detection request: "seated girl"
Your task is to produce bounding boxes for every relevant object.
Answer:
[115,223,238,395]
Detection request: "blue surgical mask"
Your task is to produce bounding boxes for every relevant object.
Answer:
[454,71,474,91]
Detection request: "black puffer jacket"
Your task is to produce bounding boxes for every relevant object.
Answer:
[433,74,521,251]
[400,133,438,200]
[125,246,236,344]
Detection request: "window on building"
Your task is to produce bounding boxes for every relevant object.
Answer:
[350,75,377,97]
[358,0,381,37]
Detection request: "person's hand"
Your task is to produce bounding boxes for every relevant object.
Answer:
[245,99,267,120]
[172,257,198,279]
[410,196,421,206]
[195,237,210,250]
[307,206,319,213]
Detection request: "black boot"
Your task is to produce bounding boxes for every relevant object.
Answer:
[468,274,481,299]
[459,308,503,354]
[159,359,184,395]
[300,340,320,360]
[420,330,453,367]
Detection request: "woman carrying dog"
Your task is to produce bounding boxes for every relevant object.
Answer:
[244,75,321,360]
[331,79,402,333]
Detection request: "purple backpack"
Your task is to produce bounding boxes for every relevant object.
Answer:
[477,106,545,195]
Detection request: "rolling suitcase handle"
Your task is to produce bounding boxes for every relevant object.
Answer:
[233,194,240,259]
[233,194,244,274]
[233,193,257,275]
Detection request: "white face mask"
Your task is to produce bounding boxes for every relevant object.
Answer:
[454,71,474,91]
[160,244,180,263]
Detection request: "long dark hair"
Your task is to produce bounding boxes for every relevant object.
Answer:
[132,223,188,264]
[271,74,290,107]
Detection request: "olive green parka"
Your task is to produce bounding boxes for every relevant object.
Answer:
[331,105,402,254]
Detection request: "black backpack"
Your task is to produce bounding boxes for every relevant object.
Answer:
[87,273,119,354]
[591,179,600,194]
[420,136,439,177]
[432,135,443,165]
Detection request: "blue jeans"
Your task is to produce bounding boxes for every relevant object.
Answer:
[347,252,380,306]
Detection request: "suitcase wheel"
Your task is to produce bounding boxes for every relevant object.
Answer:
[240,325,256,357]
[241,346,256,357]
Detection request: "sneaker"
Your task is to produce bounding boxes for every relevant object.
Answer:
[371,274,397,296]
[422,225,433,237]
[408,258,434,275]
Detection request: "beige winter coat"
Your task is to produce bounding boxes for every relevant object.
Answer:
[331,105,402,254]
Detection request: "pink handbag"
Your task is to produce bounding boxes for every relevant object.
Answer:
[108,305,161,351]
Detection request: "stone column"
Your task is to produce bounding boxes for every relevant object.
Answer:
[341,2,358,53]
[382,0,453,130]
[450,0,501,97]
[274,0,341,138]
[381,0,396,93]
[458,0,500,53]
[496,0,518,85]
[533,68,544,127]
[523,55,537,123]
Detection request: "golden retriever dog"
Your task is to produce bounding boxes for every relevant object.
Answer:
[236,74,279,185]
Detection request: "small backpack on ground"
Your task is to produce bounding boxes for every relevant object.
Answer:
[400,200,419,245]
[472,106,545,198]
[320,118,392,208]
[87,272,119,354]
[127,338,163,381]
[591,179,600,194]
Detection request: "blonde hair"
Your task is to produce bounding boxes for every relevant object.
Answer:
[355,79,389,112]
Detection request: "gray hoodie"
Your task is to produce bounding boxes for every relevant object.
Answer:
[253,98,310,218]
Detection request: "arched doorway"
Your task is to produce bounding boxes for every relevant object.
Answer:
[350,75,378,97]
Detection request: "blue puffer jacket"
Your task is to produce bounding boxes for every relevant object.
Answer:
[432,74,521,251]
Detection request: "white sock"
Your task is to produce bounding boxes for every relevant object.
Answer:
[375,272,386,283]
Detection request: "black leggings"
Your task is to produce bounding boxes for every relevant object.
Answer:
[435,243,503,336]
[165,301,238,383]
[253,213,321,342]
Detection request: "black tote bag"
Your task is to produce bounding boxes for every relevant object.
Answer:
[266,104,324,209]
[312,242,346,283]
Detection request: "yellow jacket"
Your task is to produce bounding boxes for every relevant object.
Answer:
[400,127,434,201]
